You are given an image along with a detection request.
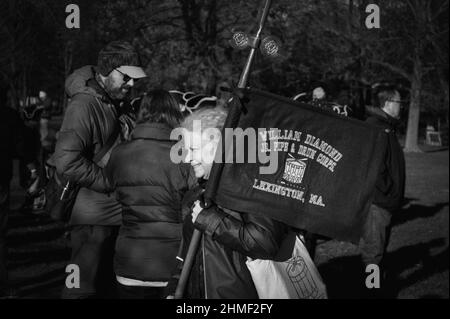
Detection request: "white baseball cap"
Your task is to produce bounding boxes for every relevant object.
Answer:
[116,66,147,79]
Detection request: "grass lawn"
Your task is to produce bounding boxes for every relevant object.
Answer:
[315,147,449,299]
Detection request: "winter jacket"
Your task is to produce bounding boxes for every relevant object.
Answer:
[177,184,290,299]
[105,123,197,281]
[54,65,125,225]
[365,107,405,212]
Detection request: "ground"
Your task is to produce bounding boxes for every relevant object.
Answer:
[315,146,449,299]
[5,141,449,299]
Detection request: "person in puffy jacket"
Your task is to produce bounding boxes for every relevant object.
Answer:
[54,40,147,299]
[105,90,197,299]
[171,106,290,299]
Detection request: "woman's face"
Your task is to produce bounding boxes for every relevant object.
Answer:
[184,130,219,179]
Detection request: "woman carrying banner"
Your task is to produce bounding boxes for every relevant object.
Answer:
[172,106,291,299]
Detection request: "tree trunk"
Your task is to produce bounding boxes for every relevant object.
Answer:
[437,67,449,126]
[9,58,19,110]
[404,70,422,152]
[8,84,18,110]
[21,70,28,109]
[63,40,74,111]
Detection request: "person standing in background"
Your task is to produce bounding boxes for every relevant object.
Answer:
[360,88,406,296]
[0,86,38,298]
[54,41,147,299]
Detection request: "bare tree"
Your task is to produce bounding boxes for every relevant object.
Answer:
[367,0,448,152]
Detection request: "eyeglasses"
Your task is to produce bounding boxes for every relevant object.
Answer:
[115,69,134,84]
[387,99,407,110]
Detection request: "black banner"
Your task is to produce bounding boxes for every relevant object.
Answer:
[208,89,388,243]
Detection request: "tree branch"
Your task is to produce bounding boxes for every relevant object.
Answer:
[368,59,412,81]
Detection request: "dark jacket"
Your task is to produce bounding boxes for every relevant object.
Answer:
[366,107,405,212]
[54,66,123,225]
[105,123,197,281]
[0,106,34,183]
[177,185,290,299]
[39,96,53,120]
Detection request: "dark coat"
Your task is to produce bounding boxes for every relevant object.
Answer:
[366,107,405,212]
[54,66,123,225]
[105,123,197,281]
[0,106,33,183]
[178,185,290,299]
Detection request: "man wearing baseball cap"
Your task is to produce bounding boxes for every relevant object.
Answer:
[96,41,147,100]
[54,40,146,299]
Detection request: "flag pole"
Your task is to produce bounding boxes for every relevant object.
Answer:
[204,0,273,204]
[174,0,273,299]
[174,228,202,299]
[238,0,272,89]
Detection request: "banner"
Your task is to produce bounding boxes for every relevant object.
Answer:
[207,88,388,243]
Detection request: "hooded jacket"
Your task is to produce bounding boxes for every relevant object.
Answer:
[365,106,405,212]
[54,65,123,225]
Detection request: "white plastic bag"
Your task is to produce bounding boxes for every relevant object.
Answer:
[246,235,328,299]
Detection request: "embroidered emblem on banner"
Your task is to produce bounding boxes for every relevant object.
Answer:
[281,154,308,186]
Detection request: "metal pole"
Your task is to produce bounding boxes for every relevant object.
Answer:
[174,0,274,299]
[174,229,202,299]
[238,0,272,88]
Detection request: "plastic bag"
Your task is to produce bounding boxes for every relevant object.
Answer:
[246,235,328,299]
